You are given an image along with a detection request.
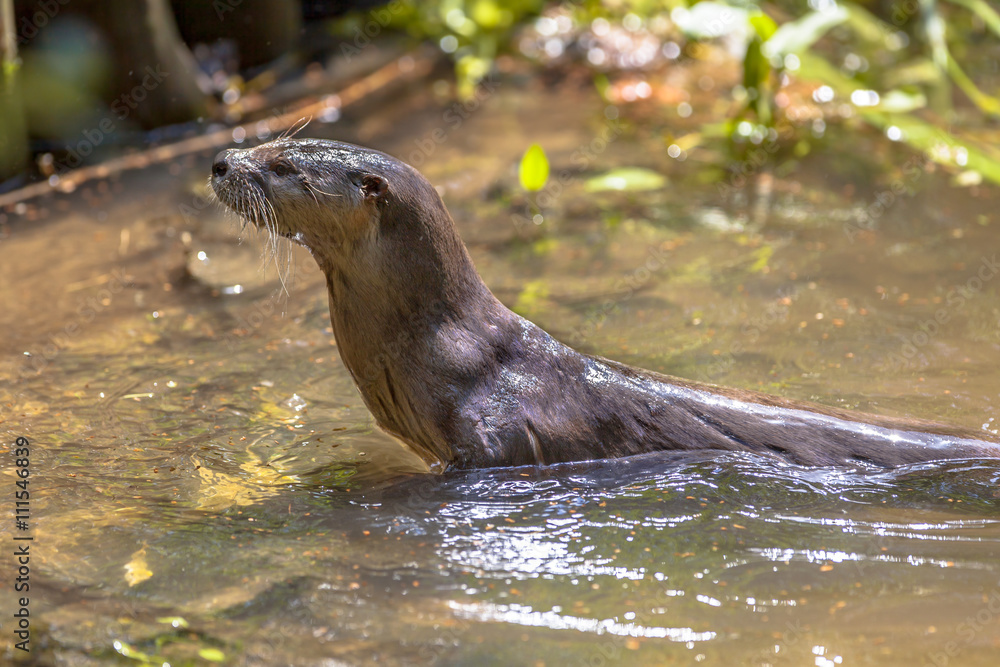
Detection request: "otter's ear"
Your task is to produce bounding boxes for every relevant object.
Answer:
[360,174,388,201]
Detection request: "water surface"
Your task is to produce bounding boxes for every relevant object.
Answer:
[2,64,1000,665]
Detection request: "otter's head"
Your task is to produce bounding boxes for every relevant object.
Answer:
[210,138,422,259]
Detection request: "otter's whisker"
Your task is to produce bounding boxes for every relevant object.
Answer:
[241,188,292,297]
[280,117,312,140]
[304,182,343,199]
[261,197,292,296]
[303,182,320,206]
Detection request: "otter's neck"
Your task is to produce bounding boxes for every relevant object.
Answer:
[316,193,510,467]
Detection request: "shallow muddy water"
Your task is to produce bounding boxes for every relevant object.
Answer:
[2,64,1000,665]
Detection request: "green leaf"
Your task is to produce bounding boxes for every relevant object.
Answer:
[471,0,503,29]
[198,648,227,662]
[742,34,772,125]
[585,168,666,192]
[743,34,767,90]
[762,7,849,58]
[796,51,1000,184]
[749,12,778,41]
[868,113,1000,182]
[905,0,1000,116]
[519,143,549,192]
[593,73,611,102]
[114,642,152,662]
[749,245,773,273]
[947,54,1000,116]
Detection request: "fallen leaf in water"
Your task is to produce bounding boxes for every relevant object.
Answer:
[124,546,152,587]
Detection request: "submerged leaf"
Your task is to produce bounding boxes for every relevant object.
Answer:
[585,168,666,192]
[513,279,550,317]
[198,648,227,662]
[114,641,153,662]
[749,246,774,273]
[124,547,152,587]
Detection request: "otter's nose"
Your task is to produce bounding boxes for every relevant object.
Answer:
[212,149,234,179]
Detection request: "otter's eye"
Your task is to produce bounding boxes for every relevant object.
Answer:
[272,161,295,177]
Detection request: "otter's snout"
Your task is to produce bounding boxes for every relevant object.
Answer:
[212,149,234,180]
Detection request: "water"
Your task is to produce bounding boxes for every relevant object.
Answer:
[2,65,1000,665]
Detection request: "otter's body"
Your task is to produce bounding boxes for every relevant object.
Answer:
[211,138,1000,470]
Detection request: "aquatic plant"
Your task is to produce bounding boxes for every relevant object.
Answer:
[333,0,999,183]
[683,0,1000,181]
[335,0,546,97]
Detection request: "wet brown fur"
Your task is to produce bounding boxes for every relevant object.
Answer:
[211,138,1000,470]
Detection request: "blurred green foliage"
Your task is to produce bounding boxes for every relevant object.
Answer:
[335,0,999,182]
[725,0,1000,180]
[337,0,546,97]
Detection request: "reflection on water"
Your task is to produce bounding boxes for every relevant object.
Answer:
[2,72,1000,665]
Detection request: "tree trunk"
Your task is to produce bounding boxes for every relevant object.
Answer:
[0,0,29,186]
[86,0,211,128]
[170,0,303,69]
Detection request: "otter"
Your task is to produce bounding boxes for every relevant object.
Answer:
[210,138,1000,470]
